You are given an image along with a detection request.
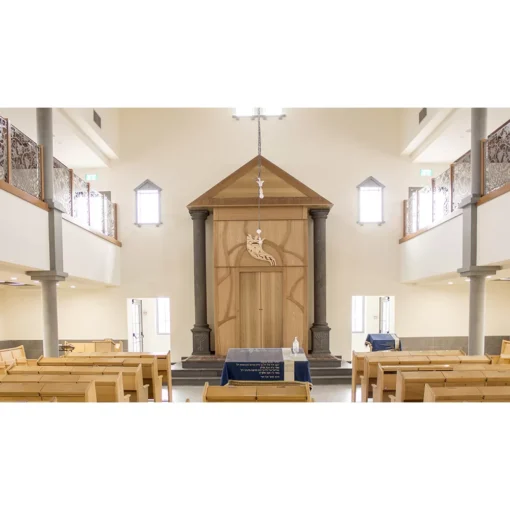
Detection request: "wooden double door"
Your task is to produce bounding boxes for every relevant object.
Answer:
[239,269,283,349]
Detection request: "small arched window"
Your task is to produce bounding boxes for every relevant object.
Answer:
[357,176,385,225]
[135,179,162,226]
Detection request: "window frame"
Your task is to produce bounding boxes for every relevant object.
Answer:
[156,297,170,336]
[352,295,365,334]
[357,176,385,226]
[134,179,162,227]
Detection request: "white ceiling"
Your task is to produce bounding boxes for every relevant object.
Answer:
[0,108,108,169]
[415,108,510,163]
[0,261,109,291]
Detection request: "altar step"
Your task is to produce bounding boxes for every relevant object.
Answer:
[171,362,352,386]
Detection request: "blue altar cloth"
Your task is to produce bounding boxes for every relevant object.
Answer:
[365,334,401,352]
[220,348,312,386]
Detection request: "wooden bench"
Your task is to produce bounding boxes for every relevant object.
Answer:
[8,365,147,402]
[0,373,127,402]
[62,339,122,355]
[0,382,97,402]
[361,354,490,402]
[202,382,313,402]
[372,362,510,403]
[37,357,162,402]
[351,350,465,402]
[0,345,28,365]
[69,351,172,402]
[423,384,510,402]
[395,369,510,402]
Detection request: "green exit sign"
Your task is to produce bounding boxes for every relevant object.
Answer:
[420,169,432,177]
[85,174,98,181]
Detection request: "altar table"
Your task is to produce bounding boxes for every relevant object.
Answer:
[365,334,400,352]
[220,348,312,386]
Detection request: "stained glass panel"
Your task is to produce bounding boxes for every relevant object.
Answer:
[0,116,7,182]
[53,158,72,215]
[418,186,433,229]
[10,125,41,199]
[433,168,451,221]
[104,196,116,238]
[485,122,510,194]
[90,189,104,232]
[452,152,471,211]
[73,173,89,225]
[406,191,418,235]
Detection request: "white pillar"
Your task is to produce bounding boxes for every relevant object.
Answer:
[468,275,486,355]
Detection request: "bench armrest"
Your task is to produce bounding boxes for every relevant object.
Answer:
[123,394,131,403]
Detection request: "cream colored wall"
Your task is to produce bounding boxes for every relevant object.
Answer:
[40,108,510,361]
[68,108,482,360]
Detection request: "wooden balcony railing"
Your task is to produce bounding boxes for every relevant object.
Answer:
[0,115,120,245]
[401,118,510,243]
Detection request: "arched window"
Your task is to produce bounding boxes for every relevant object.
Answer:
[357,176,385,225]
[135,179,162,226]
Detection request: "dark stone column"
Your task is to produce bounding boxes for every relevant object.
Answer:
[310,209,331,354]
[190,209,211,355]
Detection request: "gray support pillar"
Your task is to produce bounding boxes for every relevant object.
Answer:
[458,108,499,355]
[41,280,60,357]
[26,109,67,357]
[468,275,486,356]
[190,209,211,355]
[310,209,331,354]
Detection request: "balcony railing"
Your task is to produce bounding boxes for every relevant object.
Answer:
[402,119,510,239]
[0,115,118,241]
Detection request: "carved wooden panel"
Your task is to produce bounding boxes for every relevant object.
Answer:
[239,272,261,348]
[214,219,307,267]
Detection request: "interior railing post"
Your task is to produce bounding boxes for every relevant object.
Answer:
[103,194,107,235]
[114,203,118,239]
[480,139,486,196]
[39,145,45,200]
[402,199,407,237]
[69,169,74,216]
[431,177,436,223]
[87,182,91,226]
[449,164,454,213]
[6,119,12,183]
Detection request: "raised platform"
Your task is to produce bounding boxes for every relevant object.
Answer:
[173,353,351,386]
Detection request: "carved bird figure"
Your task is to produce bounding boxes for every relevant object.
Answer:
[246,234,276,266]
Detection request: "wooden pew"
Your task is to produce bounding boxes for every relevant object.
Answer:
[0,373,126,402]
[0,345,28,365]
[69,351,172,402]
[395,368,510,402]
[8,365,147,402]
[372,362,510,403]
[62,339,122,355]
[351,350,465,402]
[37,357,162,402]
[423,384,510,402]
[202,382,313,402]
[362,354,490,402]
[0,382,97,402]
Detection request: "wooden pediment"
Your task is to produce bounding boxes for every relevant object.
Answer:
[187,156,332,209]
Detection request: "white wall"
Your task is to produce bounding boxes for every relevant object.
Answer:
[62,108,120,160]
[126,298,170,353]
[0,189,50,271]
[478,193,510,267]
[62,220,121,285]
[400,215,463,282]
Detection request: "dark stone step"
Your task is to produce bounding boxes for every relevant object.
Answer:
[310,367,352,377]
[173,369,224,378]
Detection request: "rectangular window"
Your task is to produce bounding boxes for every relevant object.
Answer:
[156,297,170,335]
[352,296,365,333]
[137,189,160,224]
[359,187,383,223]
